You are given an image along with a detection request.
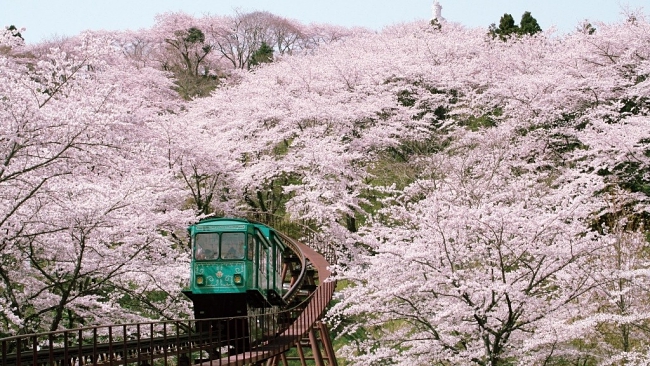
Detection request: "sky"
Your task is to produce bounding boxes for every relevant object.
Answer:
[1,0,647,44]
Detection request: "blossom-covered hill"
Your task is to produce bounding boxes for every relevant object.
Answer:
[2,9,650,365]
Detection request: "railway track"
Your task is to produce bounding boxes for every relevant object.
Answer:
[1,226,336,366]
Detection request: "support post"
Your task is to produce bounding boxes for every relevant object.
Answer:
[317,321,338,366]
[296,339,307,365]
[309,327,325,366]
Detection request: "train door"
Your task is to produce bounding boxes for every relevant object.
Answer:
[270,244,277,292]
[254,234,260,289]
[260,237,270,294]
[269,236,282,296]
[275,239,283,295]
[254,233,269,295]
[245,233,254,289]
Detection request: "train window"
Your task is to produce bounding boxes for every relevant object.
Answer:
[221,232,245,259]
[247,234,254,260]
[195,233,219,260]
[260,246,267,275]
[256,233,270,274]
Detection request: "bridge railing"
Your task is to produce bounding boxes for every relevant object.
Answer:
[0,280,335,366]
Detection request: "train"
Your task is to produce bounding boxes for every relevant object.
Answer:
[182,217,289,320]
[181,217,294,356]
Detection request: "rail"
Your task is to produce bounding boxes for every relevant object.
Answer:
[277,232,308,305]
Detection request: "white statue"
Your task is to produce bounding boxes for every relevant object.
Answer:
[432,1,445,22]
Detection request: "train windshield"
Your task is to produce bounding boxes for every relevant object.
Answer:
[195,233,219,260]
[221,232,245,259]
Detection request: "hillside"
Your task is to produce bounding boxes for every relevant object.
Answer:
[2,11,650,365]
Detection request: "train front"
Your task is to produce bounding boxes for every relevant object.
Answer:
[183,218,254,319]
[182,218,256,356]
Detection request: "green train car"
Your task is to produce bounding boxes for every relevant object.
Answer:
[182,217,287,320]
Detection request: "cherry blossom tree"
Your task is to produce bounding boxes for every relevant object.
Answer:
[0,29,192,335]
[330,127,607,365]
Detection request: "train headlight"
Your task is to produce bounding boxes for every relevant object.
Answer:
[196,275,205,286]
[233,274,243,285]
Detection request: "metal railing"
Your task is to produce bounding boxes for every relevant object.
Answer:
[1,280,335,366]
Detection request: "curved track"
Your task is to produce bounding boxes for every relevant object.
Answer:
[0,229,335,366]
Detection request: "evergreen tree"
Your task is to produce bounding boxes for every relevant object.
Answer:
[7,25,23,40]
[499,13,518,33]
[489,12,542,40]
[164,26,215,99]
[519,11,542,36]
[248,42,274,68]
[430,18,442,30]
[578,20,597,35]
[183,27,205,44]
[489,13,519,40]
